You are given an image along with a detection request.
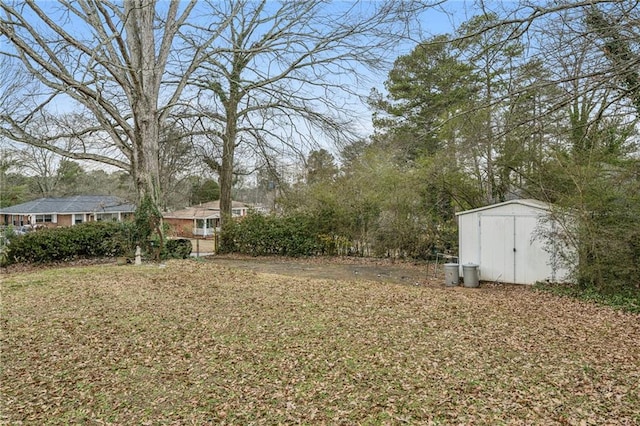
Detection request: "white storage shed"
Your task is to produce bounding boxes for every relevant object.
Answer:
[456,199,569,285]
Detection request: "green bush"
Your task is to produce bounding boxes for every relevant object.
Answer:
[163,238,192,259]
[219,217,239,254]
[5,222,136,265]
[221,212,331,257]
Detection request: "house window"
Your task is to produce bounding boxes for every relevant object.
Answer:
[195,219,216,229]
[75,215,84,224]
[232,209,242,216]
[35,214,53,223]
[96,213,118,222]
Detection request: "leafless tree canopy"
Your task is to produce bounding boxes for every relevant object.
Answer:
[0,0,230,208]
[178,0,431,218]
[1,0,434,221]
[461,0,640,119]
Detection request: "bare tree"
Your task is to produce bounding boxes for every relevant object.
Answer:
[464,0,640,119]
[1,0,438,250]
[0,0,233,246]
[14,145,63,197]
[179,0,434,230]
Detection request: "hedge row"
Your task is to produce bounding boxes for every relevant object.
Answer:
[5,222,137,265]
[4,222,192,265]
[221,212,332,257]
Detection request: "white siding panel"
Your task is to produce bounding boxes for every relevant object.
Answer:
[457,211,480,275]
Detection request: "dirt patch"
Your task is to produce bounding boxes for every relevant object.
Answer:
[1,252,441,286]
[0,252,465,288]
[202,254,443,286]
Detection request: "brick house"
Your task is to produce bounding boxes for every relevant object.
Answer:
[164,200,254,238]
[0,196,136,228]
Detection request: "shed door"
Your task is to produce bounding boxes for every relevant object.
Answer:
[480,214,549,284]
[480,215,515,283]
[514,215,552,284]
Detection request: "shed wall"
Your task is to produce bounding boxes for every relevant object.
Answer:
[458,202,568,285]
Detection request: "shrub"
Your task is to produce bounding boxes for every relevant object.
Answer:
[221,212,331,257]
[5,222,136,265]
[163,238,192,259]
[218,216,239,254]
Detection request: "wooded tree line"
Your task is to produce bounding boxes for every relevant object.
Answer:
[1,1,639,292]
[282,2,640,293]
[1,0,419,249]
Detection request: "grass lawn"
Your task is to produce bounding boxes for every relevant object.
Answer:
[1,260,639,425]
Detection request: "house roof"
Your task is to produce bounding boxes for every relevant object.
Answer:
[164,206,221,220]
[164,200,248,220]
[0,196,136,215]
[455,199,552,216]
[196,200,248,210]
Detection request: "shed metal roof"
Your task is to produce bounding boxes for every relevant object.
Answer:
[0,196,136,215]
[455,199,551,216]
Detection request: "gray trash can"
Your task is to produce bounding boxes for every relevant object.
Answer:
[463,263,480,288]
[444,263,459,286]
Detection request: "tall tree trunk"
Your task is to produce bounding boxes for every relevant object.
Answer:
[219,131,235,226]
[218,86,239,251]
[126,0,165,257]
[218,53,244,247]
[126,0,161,203]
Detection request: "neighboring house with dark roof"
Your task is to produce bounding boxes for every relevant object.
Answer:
[164,200,264,237]
[0,196,136,228]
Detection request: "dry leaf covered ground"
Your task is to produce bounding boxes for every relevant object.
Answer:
[1,260,639,425]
